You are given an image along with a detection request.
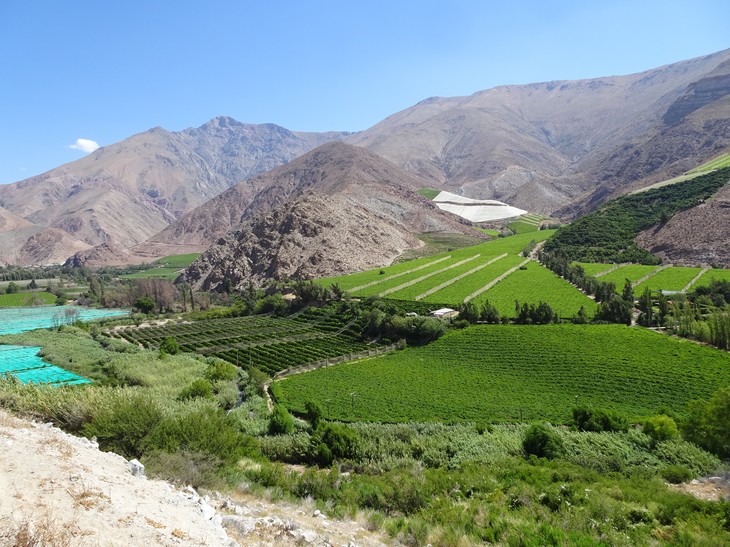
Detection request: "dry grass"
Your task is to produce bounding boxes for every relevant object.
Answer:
[1,513,82,547]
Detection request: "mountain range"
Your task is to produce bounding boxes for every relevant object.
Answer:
[1,49,729,270]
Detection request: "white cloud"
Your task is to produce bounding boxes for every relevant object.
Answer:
[69,138,100,154]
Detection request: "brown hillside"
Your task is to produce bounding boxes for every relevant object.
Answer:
[636,181,730,267]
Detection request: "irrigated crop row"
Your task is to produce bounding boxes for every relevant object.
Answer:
[472,262,596,317]
[598,264,660,287]
[109,308,368,375]
[319,231,555,293]
[274,324,730,423]
[635,266,703,292]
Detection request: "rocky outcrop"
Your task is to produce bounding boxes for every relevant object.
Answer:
[636,181,730,267]
[179,192,425,291]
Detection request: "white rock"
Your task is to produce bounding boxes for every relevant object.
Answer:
[128,458,145,477]
[199,499,217,521]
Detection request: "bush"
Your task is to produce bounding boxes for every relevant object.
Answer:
[82,394,164,459]
[312,423,360,466]
[304,400,323,429]
[683,386,730,459]
[178,379,214,401]
[135,296,155,314]
[572,406,628,433]
[522,423,565,460]
[205,360,238,382]
[268,405,294,435]
[145,407,258,466]
[159,336,180,355]
[643,415,679,443]
[661,465,693,484]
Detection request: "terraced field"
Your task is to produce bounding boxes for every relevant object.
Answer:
[574,263,730,292]
[110,308,370,376]
[471,262,596,317]
[273,324,730,424]
[576,263,618,277]
[695,268,730,287]
[320,231,591,317]
[508,213,547,234]
[635,266,704,292]
[597,264,660,287]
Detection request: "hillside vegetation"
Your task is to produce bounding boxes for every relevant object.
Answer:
[545,166,730,263]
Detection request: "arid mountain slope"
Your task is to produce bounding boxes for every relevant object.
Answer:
[0,117,347,253]
[179,192,424,291]
[348,49,730,215]
[0,207,91,266]
[139,142,474,256]
[636,181,730,267]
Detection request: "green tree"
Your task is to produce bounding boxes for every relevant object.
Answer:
[135,296,155,314]
[522,423,564,460]
[268,404,294,435]
[5,281,19,294]
[683,386,730,459]
[159,336,180,355]
[643,415,679,443]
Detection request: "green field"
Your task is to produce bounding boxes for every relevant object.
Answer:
[576,262,617,276]
[273,324,730,424]
[472,261,596,317]
[695,268,730,287]
[0,291,56,307]
[598,264,660,286]
[688,152,730,173]
[120,253,200,280]
[417,187,441,199]
[319,230,594,316]
[634,266,703,292]
[109,307,372,376]
[508,213,546,234]
[156,253,200,268]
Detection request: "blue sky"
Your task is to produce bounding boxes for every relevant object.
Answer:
[0,0,728,184]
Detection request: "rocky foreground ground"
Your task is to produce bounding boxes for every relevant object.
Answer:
[0,410,386,546]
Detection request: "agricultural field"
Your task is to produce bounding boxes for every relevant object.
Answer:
[695,267,730,287]
[120,253,200,280]
[597,264,660,286]
[320,231,591,316]
[109,307,371,376]
[470,261,596,317]
[507,213,546,234]
[575,263,730,292]
[273,324,730,424]
[0,291,56,307]
[688,152,730,173]
[634,266,703,293]
[575,262,617,276]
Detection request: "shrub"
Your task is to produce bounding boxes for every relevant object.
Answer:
[643,415,679,443]
[572,406,628,433]
[135,296,155,314]
[304,400,323,429]
[661,465,693,484]
[522,423,564,460]
[145,407,258,466]
[82,394,164,459]
[177,379,214,401]
[683,386,730,459]
[312,423,360,466]
[268,404,295,435]
[159,336,180,355]
[205,360,238,382]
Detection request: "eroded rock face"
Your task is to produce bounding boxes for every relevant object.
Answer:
[636,181,730,267]
[179,192,423,291]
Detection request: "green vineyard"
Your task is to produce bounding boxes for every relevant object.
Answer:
[319,230,594,317]
[273,324,730,424]
[110,308,371,376]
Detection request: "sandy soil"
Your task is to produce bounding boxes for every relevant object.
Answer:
[0,410,388,546]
